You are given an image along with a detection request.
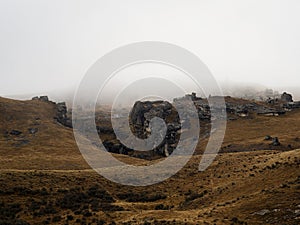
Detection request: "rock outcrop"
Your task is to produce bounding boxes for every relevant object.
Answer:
[32,96,49,102]
[281,92,293,102]
[31,96,72,128]
[55,102,72,128]
[129,100,181,156]
[99,92,299,158]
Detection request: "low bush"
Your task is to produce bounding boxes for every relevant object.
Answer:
[116,191,166,202]
[185,190,208,202]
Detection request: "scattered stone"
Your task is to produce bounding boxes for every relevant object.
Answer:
[264,135,272,141]
[10,130,22,136]
[272,137,280,146]
[28,128,38,134]
[254,209,270,216]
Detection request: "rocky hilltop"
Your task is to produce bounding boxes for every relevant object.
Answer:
[1,94,300,225]
[1,92,300,161]
[31,96,72,128]
[100,92,300,158]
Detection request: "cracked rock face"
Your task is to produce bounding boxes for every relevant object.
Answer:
[32,96,49,102]
[281,92,293,102]
[55,102,72,128]
[129,100,181,156]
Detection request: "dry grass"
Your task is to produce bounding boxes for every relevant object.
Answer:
[0,97,300,224]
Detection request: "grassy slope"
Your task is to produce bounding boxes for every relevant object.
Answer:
[0,97,299,224]
[220,108,300,152]
[0,97,89,170]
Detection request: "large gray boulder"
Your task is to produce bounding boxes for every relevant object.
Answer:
[55,102,72,128]
[281,92,293,102]
[39,96,49,102]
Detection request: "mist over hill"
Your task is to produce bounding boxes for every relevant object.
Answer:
[4,82,300,109]
[1,86,300,224]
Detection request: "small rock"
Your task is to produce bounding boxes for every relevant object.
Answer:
[10,130,22,136]
[28,128,38,134]
[272,137,280,146]
[254,209,270,216]
[264,135,272,141]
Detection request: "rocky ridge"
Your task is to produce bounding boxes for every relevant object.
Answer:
[99,92,300,158]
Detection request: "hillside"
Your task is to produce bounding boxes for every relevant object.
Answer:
[0,97,88,170]
[0,96,300,225]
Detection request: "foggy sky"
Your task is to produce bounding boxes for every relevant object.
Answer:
[1,0,300,100]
